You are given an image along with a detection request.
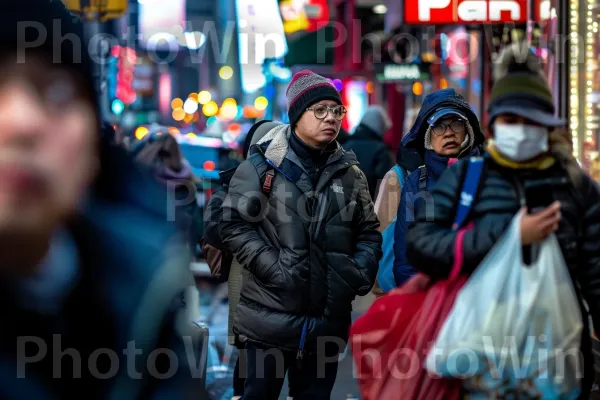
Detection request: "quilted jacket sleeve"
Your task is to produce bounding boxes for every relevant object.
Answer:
[352,169,384,295]
[575,176,600,333]
[219,160,279,282]
[406,160,510,279]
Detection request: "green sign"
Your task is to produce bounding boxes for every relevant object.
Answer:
[376,63,431,82]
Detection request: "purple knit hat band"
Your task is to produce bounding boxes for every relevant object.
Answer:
[287,70,342,126]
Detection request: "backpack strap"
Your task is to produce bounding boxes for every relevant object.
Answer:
[452,157,485,231]
[418,165,427,191]
[392,165,407,189]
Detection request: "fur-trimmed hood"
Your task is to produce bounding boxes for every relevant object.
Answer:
[255,124,293,167]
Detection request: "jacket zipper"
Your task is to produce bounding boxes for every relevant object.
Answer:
[295,159,356,360]
[511,175,526,207]
[298,195,317,360]
[297,319,309,360]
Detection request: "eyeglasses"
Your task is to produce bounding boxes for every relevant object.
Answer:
[431,119,466,136]
[306,104,347,121]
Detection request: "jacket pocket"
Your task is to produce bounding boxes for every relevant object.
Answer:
[328,253,365,296]
[325,225,354,254]
[253,255,280,285]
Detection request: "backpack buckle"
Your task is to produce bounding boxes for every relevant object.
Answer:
[263,169,275,194]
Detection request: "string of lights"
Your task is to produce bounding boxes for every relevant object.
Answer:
[570,0,580,160]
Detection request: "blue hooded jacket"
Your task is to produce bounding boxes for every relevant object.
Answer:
[393,89,485,286]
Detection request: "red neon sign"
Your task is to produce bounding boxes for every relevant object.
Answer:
[405,0,529,24]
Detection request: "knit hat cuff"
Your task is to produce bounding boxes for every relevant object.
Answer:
[288,86,342,126]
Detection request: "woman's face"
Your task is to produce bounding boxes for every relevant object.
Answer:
[0,55,98,240]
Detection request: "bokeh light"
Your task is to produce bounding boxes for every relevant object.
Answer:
[223,98,237,107]
[254,96,269,111]
[203,101,219,117]
[332,79,343,91]
[172,108,186,121]
[184,114,194,124]
[219,66,234,80]
[134,126,149,140]
[412,82,424,96]
[184,98,199,114]
[171,98,183,109]
[219,103,238,121]
[198,91,212,104]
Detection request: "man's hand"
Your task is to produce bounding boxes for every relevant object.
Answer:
[519,201,561,245]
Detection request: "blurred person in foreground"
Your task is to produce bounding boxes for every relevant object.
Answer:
[202,119,280,399]
[393,89,484,287]
[220,70,382,399]
[343,105,395,199]
[406,43,600,398]
[0,1,197,398]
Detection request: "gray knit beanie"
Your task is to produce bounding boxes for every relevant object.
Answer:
[286,70,342,126]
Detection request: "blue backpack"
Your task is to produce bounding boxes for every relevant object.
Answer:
[377,158,485,293]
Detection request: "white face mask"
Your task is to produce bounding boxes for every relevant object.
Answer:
[494,123,549,161]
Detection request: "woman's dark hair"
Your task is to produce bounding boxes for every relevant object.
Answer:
[132,133,184,172]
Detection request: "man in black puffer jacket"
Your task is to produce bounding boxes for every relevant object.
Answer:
[219,70,382,399]
[406,43,600,398]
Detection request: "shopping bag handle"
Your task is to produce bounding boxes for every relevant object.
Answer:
[450,222,473,280]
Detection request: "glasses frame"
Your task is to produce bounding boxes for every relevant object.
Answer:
[306,105,347,121]
[431,119,466,136]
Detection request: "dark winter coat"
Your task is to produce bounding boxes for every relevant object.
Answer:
[219,124,382,353]
[406,151,600,395]
[343,125,394,199]
[393,88,485,286]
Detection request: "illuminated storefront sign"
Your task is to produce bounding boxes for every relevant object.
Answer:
[236,0,288,93]
[376,63,431,82]
[404,0,529,24]
[280,0,330,34]
[138,0,186,50]
[344,81,368,133]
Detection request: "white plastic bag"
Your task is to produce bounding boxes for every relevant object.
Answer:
[425,212,583,399]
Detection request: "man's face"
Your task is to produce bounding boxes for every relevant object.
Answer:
[430,117,467,157]
[0,56,98,237]
[295,100,344,148]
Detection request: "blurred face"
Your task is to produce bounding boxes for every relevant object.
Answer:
[430,117,467,157]
[0,56,98,249]
[295,100,345,149]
